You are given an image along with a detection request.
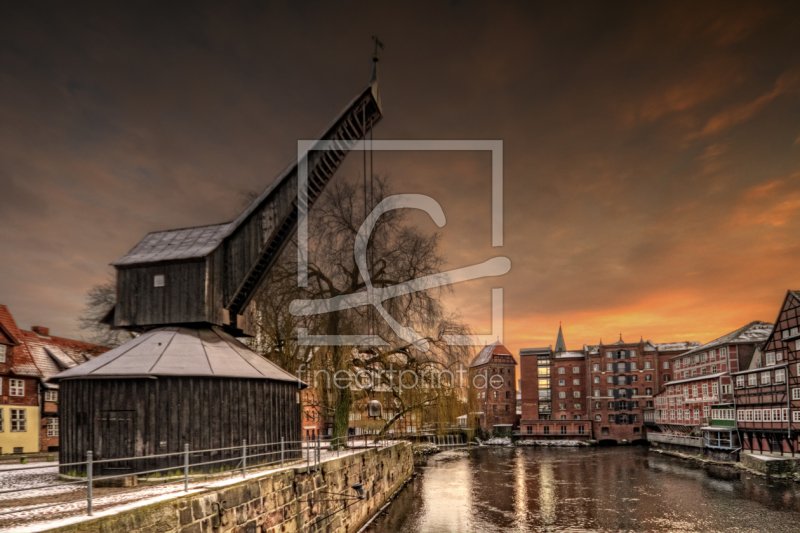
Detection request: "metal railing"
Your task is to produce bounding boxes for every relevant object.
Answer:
[0,436,311,519]
[0,434,399,522]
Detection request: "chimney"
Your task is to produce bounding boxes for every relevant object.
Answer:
[32,326,50,336]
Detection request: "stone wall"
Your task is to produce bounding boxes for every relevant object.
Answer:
[46,442,413,533]
[741,452,800,476]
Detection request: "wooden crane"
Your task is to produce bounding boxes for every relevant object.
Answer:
[104,65,382,337]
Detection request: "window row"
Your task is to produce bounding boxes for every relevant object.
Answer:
[675,348,727,370]
[737,408,789,423]
[735,369,786,388]
[557,366,582,374]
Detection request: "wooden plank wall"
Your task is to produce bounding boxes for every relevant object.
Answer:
[59,378,302,476]
[115,260,207,328]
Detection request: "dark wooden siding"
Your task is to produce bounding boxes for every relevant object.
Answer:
[59,377,302,475]
[114,260,207,328]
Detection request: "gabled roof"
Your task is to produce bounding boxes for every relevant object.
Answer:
[469,342,516,368]
[52,326,306,385]
[654,341,702,352]
[0,305,41,378]
[19,329,108,384]
[112,222,233,266]
[668,321,773,360]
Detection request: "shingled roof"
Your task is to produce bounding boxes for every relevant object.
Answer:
[20,328,108,386]
[669,321,773,360]
[112,222,233,266]
[52,326,306,385]
[469,341,516,368]
[0,305,41,378]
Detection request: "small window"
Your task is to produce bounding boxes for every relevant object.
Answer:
[748,374,757,387]
[45,390,58,402]
[558,379,565,386]
[559,391,566,399]
[794,411,800,423]
[573,366,580,374]
[10,379,24,397]
[573,391,581,398]
[595,414,601,421]
[47,417,59,437]
[558,367,565,374]
[0,344,6,363]
[761,372,771,385]
[776,369,785,383]
[593,376,600,383]
[573,378,580,385]
[793,388,800,400]
[154,274,165,287]
[601,427,609,435]
[663,361,669,369]
[606,363,613,371]
[736,375,745,388]
[645,374,652,382]
[593,364,600,371]
[645,361,652,369]
[607,376,613,383]
[10,409,26,432]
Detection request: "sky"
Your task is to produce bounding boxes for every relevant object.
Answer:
[1,1,800,359]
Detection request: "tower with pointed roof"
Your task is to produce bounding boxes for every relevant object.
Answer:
[555,323,567,353]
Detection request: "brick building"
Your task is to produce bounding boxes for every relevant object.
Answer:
[468,342,518,432]
[734,291,800,456]
[653,321,772,439]
[586,337,698,442]
[0,305,107,453]
[520,327,698,443]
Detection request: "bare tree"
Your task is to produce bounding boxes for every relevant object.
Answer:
[249,175,473,443]
[76,276,134,347]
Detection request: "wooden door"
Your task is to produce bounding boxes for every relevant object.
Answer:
[97,410,135,475]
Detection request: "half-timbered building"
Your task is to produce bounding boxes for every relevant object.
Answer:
[653,321,771,441]
[734,291,800,456]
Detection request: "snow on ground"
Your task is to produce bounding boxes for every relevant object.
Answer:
[478,437,513,446]
[0,443,395,533]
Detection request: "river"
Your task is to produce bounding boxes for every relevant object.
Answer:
[366,446,800,533]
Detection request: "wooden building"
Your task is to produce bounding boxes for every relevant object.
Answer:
[55,327,303,474]
[53,66,384,472]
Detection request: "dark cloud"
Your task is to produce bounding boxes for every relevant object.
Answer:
[1,1,800,357]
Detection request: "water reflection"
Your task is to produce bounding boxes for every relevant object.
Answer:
[367,446,800,533]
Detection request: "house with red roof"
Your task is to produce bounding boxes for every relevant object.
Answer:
[468,341,518,432]
[0,305,108,453]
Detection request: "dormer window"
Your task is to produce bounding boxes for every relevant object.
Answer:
[154,275,165,287]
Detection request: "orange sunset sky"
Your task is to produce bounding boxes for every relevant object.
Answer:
[1,1,800,362]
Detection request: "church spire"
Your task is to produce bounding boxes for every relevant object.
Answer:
[555,322,567,352]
